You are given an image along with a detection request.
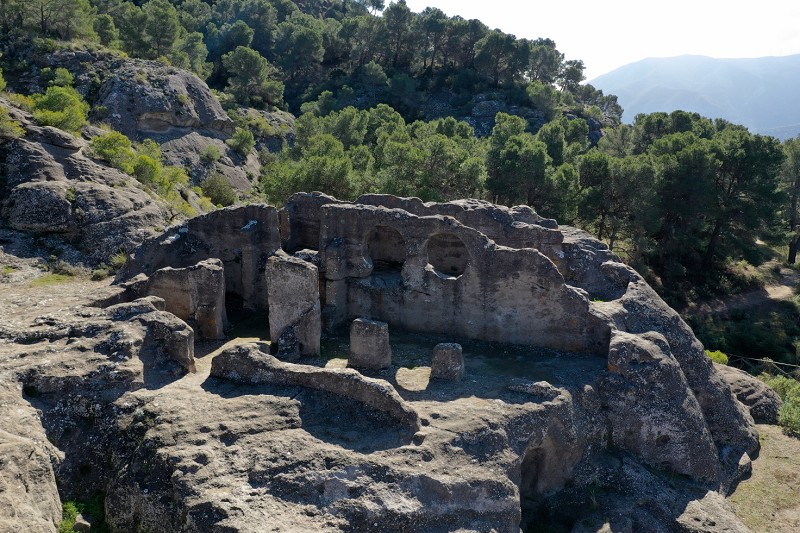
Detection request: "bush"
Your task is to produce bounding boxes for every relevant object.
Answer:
[0,67,6,92]
[200,144,222,163]
[7,93,35,111]
[705,349,729,365]
[0,107,24,138]
[226,127,255,155]
[33,86,89,133]
[200,174,238,206]
[90,131,135,172]
[40,67,75,88]
[132,154,162,186]
[761,374,800,438]
[59,495,108,533]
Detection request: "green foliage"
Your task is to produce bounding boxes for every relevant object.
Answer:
[89,128,201,217]
[201,174,238,206]
[40,67,75,88]
[527,81,560,121]
[0,67,6,92]
[90,131,135,172]
[58,495,108,533]
[32,85,89,133]
[226,127,256,155]
[761,375,800,437]
[705,349,729,365]
[222,46,284,107]
[200,144,222,163]
[0,107,24,138]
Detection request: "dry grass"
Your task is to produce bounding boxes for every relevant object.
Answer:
[728,424,800,532]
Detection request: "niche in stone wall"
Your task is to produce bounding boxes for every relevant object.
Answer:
[426,233,468,278]
[366,225,407,273]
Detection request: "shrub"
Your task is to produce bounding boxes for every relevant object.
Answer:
[200,144,222,163]
[108,252,128,273]
[132,154,162,186]
[40,67,75,88]
[90,131,135,172]
[33,86,89,133]
[0,68,6,92]
[200,174,238,206]
[761,374,800,437]
[226,127,255,155]
[0,106,24,138]
[705,349,729,365]
[7,93,35,111]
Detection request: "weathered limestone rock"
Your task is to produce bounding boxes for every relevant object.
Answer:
[107,298,196,373]
[0,384,63,533]
[430,343,465,381]
[143,258,228,340]
[349,318,392,369]
[91,58,235,139]
[717,364,783,424]
[119,205,281,311]
[211,343,419,431]
[41,192,761,532]
[266,252,321,357]
[0,100,168,265]
[600,330,722,482]
[73,514,92,532]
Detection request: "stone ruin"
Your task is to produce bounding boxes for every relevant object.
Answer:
[3,192,773,532]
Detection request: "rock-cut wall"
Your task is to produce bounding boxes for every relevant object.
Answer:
[319,203,609,354]
[116,191,759,491]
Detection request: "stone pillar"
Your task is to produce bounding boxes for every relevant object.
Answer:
[266,252,321,357]
[430,343,464,381]
[349,318,392,369]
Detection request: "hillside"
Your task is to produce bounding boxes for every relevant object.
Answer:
[590,55,800,138]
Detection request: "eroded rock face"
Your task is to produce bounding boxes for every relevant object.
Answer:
[0,100,168,265]
[90,59,234,139]
[716,364,783,424]
[119,205,281,312]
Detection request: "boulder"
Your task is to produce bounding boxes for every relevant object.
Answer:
[600,331,722,482]
[349,318,392,370]
[716,364,783,424]
[430,343,465,381]
[92,58,235,139]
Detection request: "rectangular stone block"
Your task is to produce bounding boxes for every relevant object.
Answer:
[349,318,392,369]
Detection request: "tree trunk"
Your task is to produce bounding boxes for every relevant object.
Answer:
[789,235,800,264]
[703,217,724,269]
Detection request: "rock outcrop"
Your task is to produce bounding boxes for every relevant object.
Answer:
[716,364,783,424]
[0,98,168,265]
[0,193,765,533]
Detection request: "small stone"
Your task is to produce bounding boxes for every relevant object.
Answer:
[73,513,92,532]
[430,343,464,381]
[348,318,392,369]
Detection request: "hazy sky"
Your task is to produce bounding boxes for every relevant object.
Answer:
[403,0,800,80]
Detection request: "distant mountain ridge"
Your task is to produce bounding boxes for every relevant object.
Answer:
[590,54,800,139]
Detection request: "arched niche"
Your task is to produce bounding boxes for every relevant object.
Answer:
[426,233,468,278]
[366,225,407,272]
